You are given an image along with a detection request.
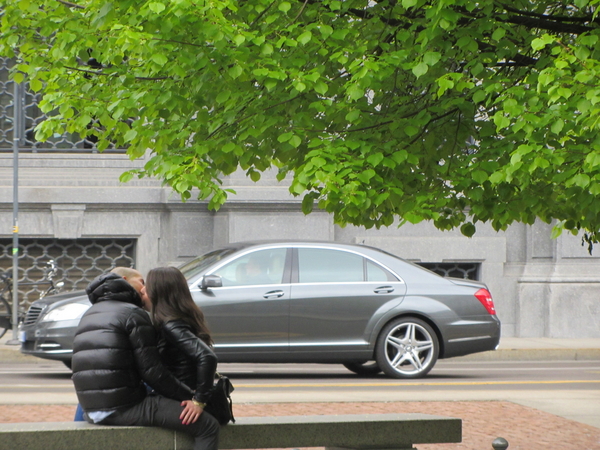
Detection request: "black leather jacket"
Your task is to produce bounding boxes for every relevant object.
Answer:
[72,273,193,412]
[158,319,218,403]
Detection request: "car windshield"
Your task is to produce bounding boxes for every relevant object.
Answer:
[179,248,238,281]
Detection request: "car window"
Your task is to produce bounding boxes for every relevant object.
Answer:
[179,248,238,280]
[366,259,396,282]
[298,248,363,283]
[214,248,287,287]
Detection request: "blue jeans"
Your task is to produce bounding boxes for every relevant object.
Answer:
[74,403,85,421]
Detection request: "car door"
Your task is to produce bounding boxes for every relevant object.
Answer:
[190,247,291,360]
[289,246,406,356]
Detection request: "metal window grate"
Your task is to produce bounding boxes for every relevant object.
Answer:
[416,262,480,280]
[0,57,125,153]
[0,238,136,308]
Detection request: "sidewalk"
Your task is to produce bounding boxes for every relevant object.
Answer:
[1,401,599,450]
[1,336,599,450]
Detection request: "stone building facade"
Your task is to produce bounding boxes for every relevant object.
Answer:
[1,151,599,339]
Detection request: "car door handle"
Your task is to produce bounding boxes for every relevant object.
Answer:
[263,290,285,299]
[374,286,394,294]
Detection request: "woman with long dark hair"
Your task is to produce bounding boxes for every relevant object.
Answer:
[144,266,217,421]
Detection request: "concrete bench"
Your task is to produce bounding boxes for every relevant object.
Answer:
[0,413,461,450]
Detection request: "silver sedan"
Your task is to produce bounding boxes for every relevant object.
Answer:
[19,240,500,378]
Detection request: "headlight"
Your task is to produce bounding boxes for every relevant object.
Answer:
[41,303,90,322]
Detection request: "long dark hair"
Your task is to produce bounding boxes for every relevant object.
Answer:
[146,266,213,346]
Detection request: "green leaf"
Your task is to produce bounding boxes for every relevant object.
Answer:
[345,110,360,122]
[423,52,441,66]
[297,31,312,45]
[249,170,261,182]
[229,65,243,79]
[13,72,24,84]
[367,153,384,166]
[404,125,419,137]
[233,34,246,46]
[412,62,428,78]
[278,132,293,143]
[314,81,328,95]
[571,173,590,188]
[124,129,137,142]
[29,78,42,92]
[216,91,231,104]
[402,0,418,8]
[471,170,488,184]
[278,2,291,13]
[551,119,564,134]
[119,171,134,183]
[319,25,333,38]
[151,54,168,66]
[289,135,302,148]
[347,84,364,101]
[460,222,476,237]
[148,2,166,13]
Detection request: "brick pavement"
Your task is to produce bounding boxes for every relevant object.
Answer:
[1,401,599,450]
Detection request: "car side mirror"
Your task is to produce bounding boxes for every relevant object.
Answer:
[200,275,222,290]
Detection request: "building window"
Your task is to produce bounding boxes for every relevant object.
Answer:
[0,238,136,307]
[0,57,124,153]
[416,262,480,281]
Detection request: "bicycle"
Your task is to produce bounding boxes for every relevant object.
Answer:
[0,259,64,339]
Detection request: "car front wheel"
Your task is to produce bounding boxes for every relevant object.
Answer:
[375,317,439,379]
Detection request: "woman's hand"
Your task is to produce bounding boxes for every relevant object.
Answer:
[180,400,203,425]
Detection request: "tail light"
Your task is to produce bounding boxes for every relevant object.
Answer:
[475,288,496,315]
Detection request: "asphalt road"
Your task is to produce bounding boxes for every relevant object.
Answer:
[0,359,599,428]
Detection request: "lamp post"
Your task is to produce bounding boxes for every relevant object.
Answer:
[6,77,20,346]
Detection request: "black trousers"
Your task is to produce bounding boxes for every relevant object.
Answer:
[95,395,220,450]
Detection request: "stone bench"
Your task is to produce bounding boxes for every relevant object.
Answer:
[0,413,462,450]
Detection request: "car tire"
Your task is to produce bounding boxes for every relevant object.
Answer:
[375,317,439,379]
[343,361,382,376]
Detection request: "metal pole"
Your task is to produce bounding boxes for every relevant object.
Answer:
[7,78,21,345]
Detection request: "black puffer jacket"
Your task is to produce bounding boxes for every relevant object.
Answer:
[72,273,193,412]
[158,320,218,403]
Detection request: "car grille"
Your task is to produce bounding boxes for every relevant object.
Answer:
[23,305,44,325]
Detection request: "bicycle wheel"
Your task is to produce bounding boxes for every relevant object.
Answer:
[0,296,11,339]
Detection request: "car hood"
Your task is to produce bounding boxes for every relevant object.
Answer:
[30,290,90,309]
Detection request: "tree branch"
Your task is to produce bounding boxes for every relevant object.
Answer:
[64,66,170,80]
[498,15,593,34]
[56,0,85,9]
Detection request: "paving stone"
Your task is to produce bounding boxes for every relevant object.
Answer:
[1,401,599,450]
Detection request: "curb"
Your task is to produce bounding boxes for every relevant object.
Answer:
[1,346,599,365]
[454,347,600,361]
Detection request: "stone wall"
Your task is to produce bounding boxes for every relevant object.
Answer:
[1,152,599,338]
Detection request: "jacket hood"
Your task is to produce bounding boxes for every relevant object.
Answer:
[86,272,143,308]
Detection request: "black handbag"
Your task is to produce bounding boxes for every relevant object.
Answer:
[204,372,235,425]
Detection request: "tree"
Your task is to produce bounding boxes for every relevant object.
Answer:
[1,0,600,244]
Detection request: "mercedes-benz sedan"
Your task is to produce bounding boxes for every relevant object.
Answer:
[19,241,500,378]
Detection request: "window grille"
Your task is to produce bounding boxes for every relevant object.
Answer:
[0,238,136,307]
[0,57,124,153]
[416,262,480,280]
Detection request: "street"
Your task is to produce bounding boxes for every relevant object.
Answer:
[1,359,599,428]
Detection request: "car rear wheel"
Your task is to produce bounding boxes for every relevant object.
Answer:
[343,361,382,376]
[375,317,439,379]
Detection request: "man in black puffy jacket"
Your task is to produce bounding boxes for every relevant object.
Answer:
[72,270,219,450]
